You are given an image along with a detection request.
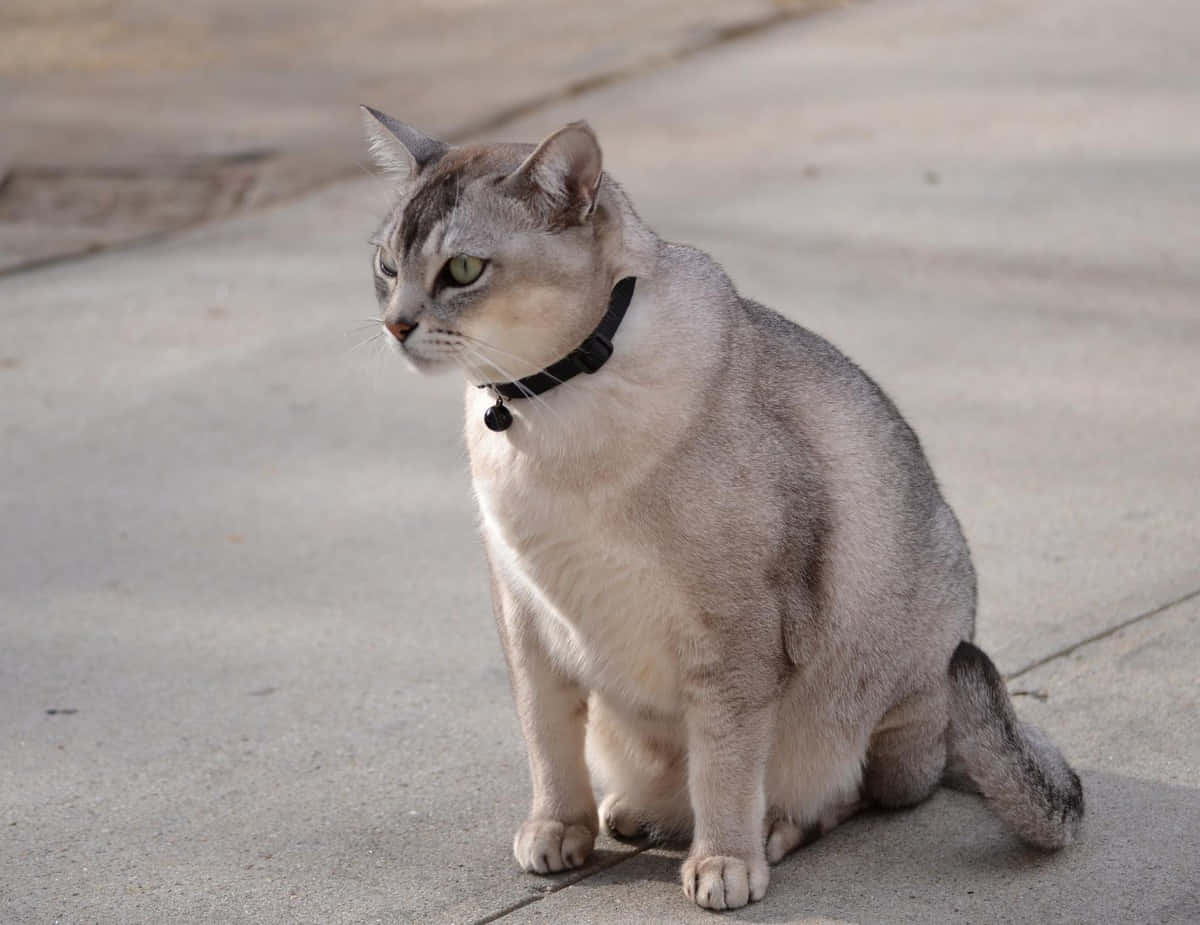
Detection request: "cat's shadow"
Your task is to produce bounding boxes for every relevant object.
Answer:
[559,799,1084,923]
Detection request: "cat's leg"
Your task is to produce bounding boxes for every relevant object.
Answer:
[863,685,948,809]
[491,574,597,874]
[587,697,691,841]
[680,697,775,911]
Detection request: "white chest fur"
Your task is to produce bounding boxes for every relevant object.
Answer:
[471,410,688,717]
[463,277,723,719]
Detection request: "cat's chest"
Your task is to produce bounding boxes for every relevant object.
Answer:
[475,471,686,713]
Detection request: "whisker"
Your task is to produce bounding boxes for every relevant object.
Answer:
[459,342,528,395]
[460,340,561,408]
[456,349,546,420]
[453,352,492,388]
[459,343,564,428]
[452,352,517,412]
[345,331,385,355]
[451,333,568,387]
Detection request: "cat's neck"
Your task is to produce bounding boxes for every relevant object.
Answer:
[463,241,735,482]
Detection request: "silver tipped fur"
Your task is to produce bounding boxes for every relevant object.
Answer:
[948,642,1085,849]
[360,105,447,177]
[361,110,1085,911]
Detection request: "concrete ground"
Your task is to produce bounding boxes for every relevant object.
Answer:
[0,0,823,271]
[2,0,1198,922]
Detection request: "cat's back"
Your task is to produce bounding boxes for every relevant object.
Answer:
[732,295,941,505]
[701,291,973,623]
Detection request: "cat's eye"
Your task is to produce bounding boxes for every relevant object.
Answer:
[445,254,486,287]
[377,248,398,279]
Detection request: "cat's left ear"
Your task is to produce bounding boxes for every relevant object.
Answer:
[501,121,603,225]
[360,106,448,177]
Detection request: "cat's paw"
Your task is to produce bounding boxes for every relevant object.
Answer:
[599,793,648,840]
[512,818,594,874]
[766,816,821,864]
[681,854,769,910]
[766,817,802,864]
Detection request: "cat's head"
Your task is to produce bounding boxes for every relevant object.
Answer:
[362,107,619,382]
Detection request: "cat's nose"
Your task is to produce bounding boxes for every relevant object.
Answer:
[385,319,416,343]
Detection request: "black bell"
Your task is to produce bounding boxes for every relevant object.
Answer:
[483,401,513,432]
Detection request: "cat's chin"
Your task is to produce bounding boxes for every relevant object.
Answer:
[384,336,458,376]
[399,353,459,376]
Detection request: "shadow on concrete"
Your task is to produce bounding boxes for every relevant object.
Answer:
[508,771,1200,924]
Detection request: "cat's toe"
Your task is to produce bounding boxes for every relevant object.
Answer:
[599,793,647,840]
[681,854,769,911]
[512,819,594,874]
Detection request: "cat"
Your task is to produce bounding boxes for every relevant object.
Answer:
[361,106,1084,911]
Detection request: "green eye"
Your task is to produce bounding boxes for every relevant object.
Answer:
[377,248,398,278]
[446,254,486,286]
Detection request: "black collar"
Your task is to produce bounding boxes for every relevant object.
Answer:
[483,276,636,401]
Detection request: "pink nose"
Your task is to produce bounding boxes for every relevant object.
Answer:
[386,320,416,343]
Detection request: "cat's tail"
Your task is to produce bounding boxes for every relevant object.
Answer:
[945,641,1084,849]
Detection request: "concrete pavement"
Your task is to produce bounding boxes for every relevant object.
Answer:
[504,598,1200,924]
[2,0,1198,922]
[0,0,824,272]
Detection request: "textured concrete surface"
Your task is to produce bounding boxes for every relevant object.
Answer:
[506,598,1200,924]
[2,0,1198,922]
[0,0,821,271]
[1,0,790,167]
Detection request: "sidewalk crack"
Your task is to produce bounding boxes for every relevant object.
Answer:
[448,1,845,146]
[471,586,1200,922]
[1005,585,1200,681]
[470,846,648,925]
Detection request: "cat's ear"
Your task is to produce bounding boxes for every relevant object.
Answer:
[501,121,603,224]
[360,106,448,177]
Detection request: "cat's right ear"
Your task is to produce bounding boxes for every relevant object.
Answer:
[500,121,603,225]
[360,106,448,177]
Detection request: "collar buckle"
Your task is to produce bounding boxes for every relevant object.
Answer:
[572,331,613,374]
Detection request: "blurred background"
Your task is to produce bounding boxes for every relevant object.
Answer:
[0,0,821,270]
[2,1,1198,923]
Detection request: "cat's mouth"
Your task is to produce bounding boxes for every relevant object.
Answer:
[382,321,468,375]
[380,316,547,386]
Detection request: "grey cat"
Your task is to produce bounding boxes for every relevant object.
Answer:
[361,107,1084,911]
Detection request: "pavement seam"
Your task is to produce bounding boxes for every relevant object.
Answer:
[0,1,848,280]
[1005,585,1200,681]
[445,0,846,147]
[473,585,1200,922]
[469,846,649,925]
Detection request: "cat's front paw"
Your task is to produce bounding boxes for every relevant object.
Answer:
[681,854,769,911]
[513,818,594,874]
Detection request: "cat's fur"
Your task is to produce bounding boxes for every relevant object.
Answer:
[361,108,1084,911]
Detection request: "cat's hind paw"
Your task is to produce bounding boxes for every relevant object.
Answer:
[512,818,594,874]
[599,793,648,840]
